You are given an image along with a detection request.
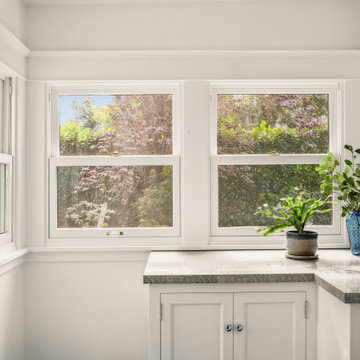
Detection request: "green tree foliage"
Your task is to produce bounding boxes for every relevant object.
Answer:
[217,94,331,228]
[58,93,331,230]
[137,167,173,227]
[58,95,173,228]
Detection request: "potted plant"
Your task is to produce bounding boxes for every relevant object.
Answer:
[256,188,334,259]
[316,144,360,255]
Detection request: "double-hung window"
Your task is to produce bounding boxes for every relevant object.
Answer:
[49,83,180,240]
[211,82,342,245]
[0,78,13,246]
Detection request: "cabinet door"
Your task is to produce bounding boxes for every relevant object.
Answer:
[234,292,306,360]
[161,293,233,360]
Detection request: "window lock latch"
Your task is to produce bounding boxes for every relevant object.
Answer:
[106,231,124,236]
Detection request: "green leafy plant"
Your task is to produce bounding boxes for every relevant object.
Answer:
[256,188,334,235]
[316,144,360,217]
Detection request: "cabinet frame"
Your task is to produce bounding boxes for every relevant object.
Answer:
[148,282,317,360]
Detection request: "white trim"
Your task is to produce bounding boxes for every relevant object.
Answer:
[26,248,149,262]
[28,50,360,60]
[48,82,182,241]
[208,234,347,247]
[50,83,180,156]
[0,153,11,163]
[0,233,11,246]
[27,52,360,82]
[21,0,338,6]
[0,78,14,246]
[210,81,343,243]
[51,155,179,166]
[49,157,180,238]
[212,154,327,166]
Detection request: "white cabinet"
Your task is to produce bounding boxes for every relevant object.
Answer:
[161,293,234,360]
[233,292,306,360]
[149,286,312,360]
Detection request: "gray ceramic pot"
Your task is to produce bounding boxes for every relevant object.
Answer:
[286,230,318,256]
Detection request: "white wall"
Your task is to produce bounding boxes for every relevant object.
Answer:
[24,256,149,360]
[26,1,360,51]
[0,3,28,359]
[0,265,24,360]
[0,44,28,360]
[21,1,360,359]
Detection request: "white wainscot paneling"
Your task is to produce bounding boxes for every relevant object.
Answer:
[24,254,150,360]
[0,264,25,360]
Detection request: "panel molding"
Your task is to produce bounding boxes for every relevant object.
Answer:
[27,50,360,81]
[28,50,360,59]
[26,247,150,262]
[23,0,320,5]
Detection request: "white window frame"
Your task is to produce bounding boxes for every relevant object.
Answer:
[49,83,181,240]
[210,81,343,246]
[0,77,13,246]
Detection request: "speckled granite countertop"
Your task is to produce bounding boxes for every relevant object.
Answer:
[143,250,360,304]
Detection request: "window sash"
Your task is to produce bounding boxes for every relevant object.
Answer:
[49,155,180,238]
[0,76,13,246]
[210,82,341,238]
[0,78,12,155]
[50,84,180,157]
[210,83,339,157]
[0,153,12,245]
[49,83,181,239]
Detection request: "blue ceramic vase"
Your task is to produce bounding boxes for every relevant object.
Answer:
[346,210,360,256]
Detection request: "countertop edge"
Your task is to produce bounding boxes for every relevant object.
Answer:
[143,273,315,284]
[143,272,359,304]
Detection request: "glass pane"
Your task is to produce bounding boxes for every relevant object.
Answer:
[0,164,6,234]
[59,94,173,156]
[0,79,4,153]
[217,94,329,154]
[57,165,173,228]
[218,164,332,228]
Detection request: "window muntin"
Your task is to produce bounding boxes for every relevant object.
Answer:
[50,84,180,239]
[211,83,341,238]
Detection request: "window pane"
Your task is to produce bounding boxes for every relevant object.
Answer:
[59,94,173,156]
[0,80,4,153]
[0,164,6,234]
[57,165,173,228]
[218,164,332,228]
[217,94,329,155]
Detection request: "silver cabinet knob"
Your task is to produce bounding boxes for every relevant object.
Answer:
[235,324,243,332]
[225,324,233,332]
